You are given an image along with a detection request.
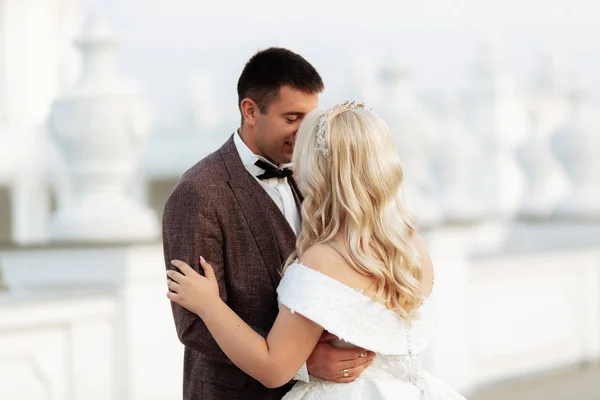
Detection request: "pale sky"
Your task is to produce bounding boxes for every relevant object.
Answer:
[84,0,600,126]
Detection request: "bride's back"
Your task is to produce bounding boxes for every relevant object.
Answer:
[297,234,435,310]
[276,101,466,398]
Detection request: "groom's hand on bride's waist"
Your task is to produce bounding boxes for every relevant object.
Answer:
[306,332,375,383]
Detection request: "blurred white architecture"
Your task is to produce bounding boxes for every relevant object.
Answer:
[1,10,178,400]
[49,15,158,241]
[378,58,443,226]
[518,49,571,218]
[0,0,81,244]
[430,95,483,223]
[464,37,529,219]
[1,3,600,400]
[551,87,600,219]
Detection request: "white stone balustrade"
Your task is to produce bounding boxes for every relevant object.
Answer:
[49,15,158,241]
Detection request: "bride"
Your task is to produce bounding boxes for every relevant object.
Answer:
[166,100,466,399]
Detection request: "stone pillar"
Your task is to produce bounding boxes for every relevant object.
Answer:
[49,15,158,241]
[379,58,442,226]
[464,37,528,219]
[0,0,80,131]
[519,49,570,219]
[0,0,80,244]
[430,95,483,223]
[551,87,600,219]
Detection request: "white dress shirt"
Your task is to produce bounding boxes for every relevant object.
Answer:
[233,130,309,382]
[233,131,302,235]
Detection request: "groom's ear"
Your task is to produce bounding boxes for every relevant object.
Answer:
[240,98,258,126]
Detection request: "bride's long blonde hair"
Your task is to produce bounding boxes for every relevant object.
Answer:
[284,104,423,319]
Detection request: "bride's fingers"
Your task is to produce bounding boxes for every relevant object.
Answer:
[166,291,180,302]
[171,260,196,276]
[167,279,180,292]
[200,256,216,281]
[166,269,184,283]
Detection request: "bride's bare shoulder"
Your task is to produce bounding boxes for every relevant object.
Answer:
[296,244,367,288]
[297,244,348,277]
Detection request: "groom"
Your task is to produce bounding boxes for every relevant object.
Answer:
[163,47,374,400]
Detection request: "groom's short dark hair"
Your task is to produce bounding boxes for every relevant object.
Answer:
[237,47,324,116]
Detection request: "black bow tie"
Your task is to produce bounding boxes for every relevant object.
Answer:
[255,159,293,180]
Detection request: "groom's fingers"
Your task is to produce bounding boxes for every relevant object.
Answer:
[335,358,374,383]
[337,347,375,361]
[320,332,339,342]
[337,354,373,371]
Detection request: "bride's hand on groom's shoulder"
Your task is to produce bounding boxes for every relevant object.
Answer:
[166,257,221,317]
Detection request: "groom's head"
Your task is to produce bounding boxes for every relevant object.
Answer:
[237,47,324,165]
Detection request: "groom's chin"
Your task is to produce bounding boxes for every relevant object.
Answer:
[283,144,294,160]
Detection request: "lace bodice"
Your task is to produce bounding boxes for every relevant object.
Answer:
[277,263,467,400]
[276,262,440,356]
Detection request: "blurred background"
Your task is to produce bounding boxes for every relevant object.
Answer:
[1,0,599,399]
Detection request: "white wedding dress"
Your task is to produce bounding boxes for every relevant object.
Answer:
[277,262,466,400]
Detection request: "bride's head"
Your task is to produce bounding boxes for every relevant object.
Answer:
[286,101,423,318]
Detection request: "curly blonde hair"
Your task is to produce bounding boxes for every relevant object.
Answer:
[284,105,423,319]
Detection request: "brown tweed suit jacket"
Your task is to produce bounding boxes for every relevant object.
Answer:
[163,135,302,400]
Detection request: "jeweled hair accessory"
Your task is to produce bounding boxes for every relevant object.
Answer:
[316,99,366,157]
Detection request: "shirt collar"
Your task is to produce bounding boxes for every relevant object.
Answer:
[233,130,293,177]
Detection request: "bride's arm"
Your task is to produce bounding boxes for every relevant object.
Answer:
[203,301,323,387]
[167,258,324,388]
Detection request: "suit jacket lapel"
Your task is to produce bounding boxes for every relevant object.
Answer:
[288,175,304,208]
[277,175,303,259]
[220,136,293,288]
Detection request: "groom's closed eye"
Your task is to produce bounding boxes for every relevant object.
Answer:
[282,112,304,123]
